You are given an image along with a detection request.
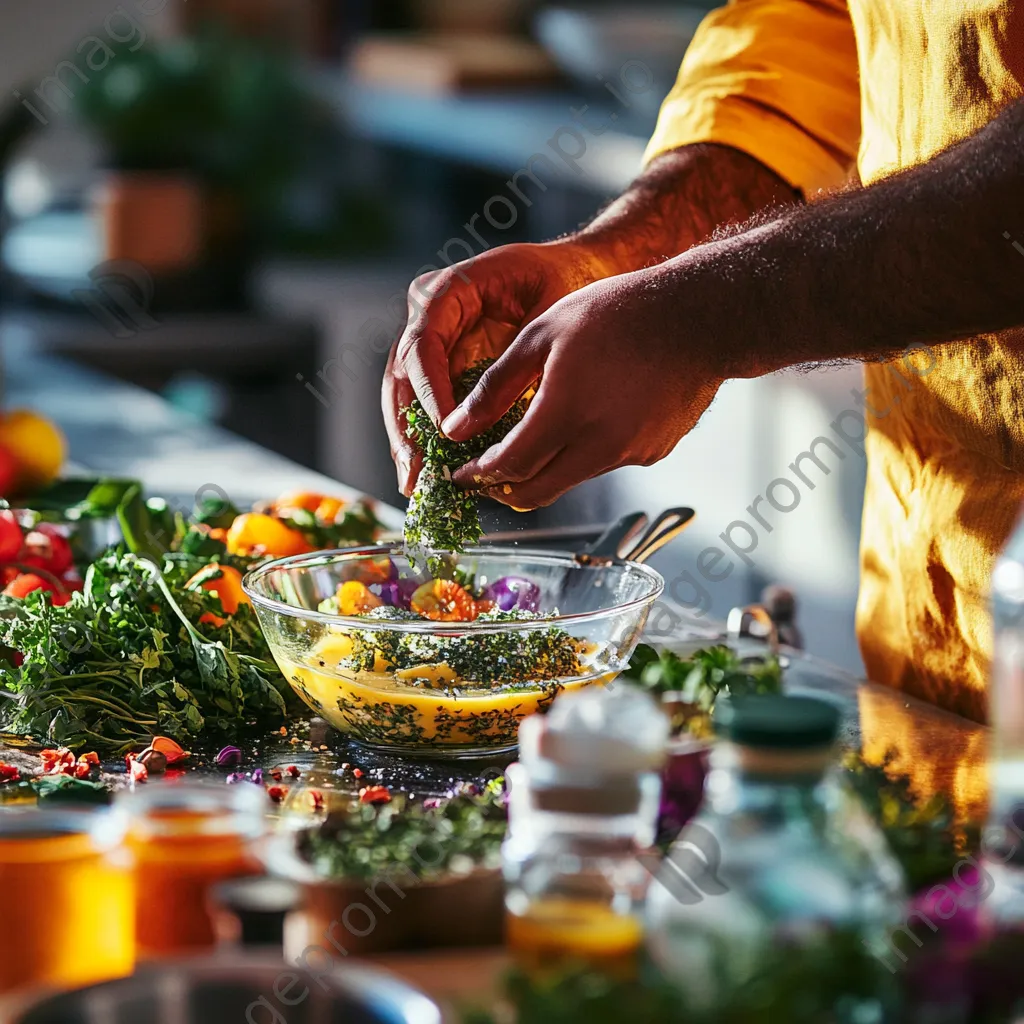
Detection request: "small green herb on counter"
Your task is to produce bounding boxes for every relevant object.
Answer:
[403,360,532,564]
[622,643,783,710]
[299,777,507,882]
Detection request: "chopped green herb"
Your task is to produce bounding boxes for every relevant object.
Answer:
[299,777,507,882]
[331,609,584,688]
[403,360,531,565]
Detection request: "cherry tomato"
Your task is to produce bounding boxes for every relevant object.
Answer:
[3,573,62,602]
[22,524,73,575]
[0,510,23,562]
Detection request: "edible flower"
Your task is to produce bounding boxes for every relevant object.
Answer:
[125,752,148,783]
[337,580,382,616]
[286,765,301,778]
[225,772,248,785]
[251,768,264,784]
[309,790,325,812]
[216,745,243,768]
[267,785,287,803]
[410,579,478,622]
[41,747,99,778]
[358,785,392,805]
[0,762,21,784]
[150,736,189,765]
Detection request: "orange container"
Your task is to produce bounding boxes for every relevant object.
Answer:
[120,783,267,959]
[0,809,135,995]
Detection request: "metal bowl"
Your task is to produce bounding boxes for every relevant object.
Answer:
[13,955,440,1024]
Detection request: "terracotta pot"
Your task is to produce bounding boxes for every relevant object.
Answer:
[284,868,504,959]
[92,172,203,272]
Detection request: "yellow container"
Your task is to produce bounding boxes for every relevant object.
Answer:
[506,897,644,977]
[0,809,134,995]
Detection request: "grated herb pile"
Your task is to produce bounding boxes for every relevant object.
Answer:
[299,777,507,882]
[403,359,531,565]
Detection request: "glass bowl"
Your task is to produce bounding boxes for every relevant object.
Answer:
[243,544,664,758]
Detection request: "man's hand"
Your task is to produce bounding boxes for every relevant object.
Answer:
[442,269,725,510]
[383,240,610,496]
[383,145,797,496]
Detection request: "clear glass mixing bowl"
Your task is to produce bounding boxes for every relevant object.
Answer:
[243,545,664,758]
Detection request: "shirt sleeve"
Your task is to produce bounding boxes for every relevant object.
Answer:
[643,0,862,196]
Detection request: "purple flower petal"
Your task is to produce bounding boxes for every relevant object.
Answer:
[216,745,243,768]
[482,576,541,612]
[251,768,264,784]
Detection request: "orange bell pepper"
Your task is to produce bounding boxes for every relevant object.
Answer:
[225,513,312,558]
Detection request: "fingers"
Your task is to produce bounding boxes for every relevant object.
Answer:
[450,376,567,491]
[382,341,422,497]
[441,333,549,442]
[399,269,482,428]
[481,444,614,511]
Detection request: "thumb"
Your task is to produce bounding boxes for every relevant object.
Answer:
[441,334,548,441]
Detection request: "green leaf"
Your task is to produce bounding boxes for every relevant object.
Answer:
[193,496,240,529]
[116,485,169,560]
[32,774,112,805]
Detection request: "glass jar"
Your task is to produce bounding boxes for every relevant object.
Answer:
[645,695,906,1018]
[502,686,668,977]
[119,782,267,959]
[0,808,134,995]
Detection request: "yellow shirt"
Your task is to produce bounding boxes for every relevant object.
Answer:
[646,0,1024,723]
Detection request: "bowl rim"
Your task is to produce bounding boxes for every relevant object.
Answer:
[242,543,665,634]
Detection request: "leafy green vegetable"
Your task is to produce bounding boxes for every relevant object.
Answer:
[0,551,286,753]
[300,777,507,882]
[403,360,531,565]
[622,643,783,710]
[15,477,138,521]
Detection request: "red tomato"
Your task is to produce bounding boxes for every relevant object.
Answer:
[22,524,73,575]
[0,510,23,562]
[3,573,68,604]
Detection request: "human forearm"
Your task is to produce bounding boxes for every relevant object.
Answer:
[647,100,1024,378]
[568,143,799,277]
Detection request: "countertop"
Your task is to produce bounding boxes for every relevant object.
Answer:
[0,325,988,822]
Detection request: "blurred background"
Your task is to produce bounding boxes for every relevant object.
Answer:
[0,0,867,675]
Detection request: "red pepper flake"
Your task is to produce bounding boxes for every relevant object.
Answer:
[286,765,301,778]
[269,768,283,782]
[309,790,324,811]
[358,785,391,805]
[352,768,364,779]
[41,747,76,775]
[0,762,21,784]
[40,747,98,777]
[267,785,287,803]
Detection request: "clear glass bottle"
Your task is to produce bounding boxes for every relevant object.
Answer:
[645,695,905,1018]
[502,685,669,977]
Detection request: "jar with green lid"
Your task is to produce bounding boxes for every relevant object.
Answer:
[645,694,906,1020]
